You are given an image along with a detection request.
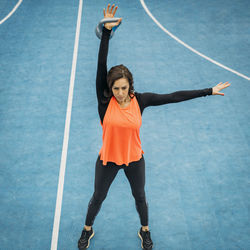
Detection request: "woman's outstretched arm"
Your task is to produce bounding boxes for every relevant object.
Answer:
[96,4,122,103]
[136,82,231,113]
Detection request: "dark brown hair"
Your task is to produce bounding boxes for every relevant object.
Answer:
[103,64,135,100]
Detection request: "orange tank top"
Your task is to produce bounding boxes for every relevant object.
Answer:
[99,96,144,166]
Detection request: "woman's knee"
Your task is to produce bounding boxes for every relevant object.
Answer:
[92,191,107,204]
[132,190,146,202]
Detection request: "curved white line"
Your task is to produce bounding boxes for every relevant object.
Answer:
[0,0,23,25]
[140,0,250,81]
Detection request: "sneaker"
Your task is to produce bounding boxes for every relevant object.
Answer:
[138,227,153,250]
[78,227,95,249]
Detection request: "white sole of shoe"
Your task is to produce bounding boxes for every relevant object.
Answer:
[138,231,144,249]
[138,231,153,250]
[86,231,95,249]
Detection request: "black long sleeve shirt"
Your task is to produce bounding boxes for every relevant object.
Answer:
[96,27,212,124]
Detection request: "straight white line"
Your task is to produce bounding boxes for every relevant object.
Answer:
[50,0,83,249]
[140,0,250,81]
[0,0,23,25]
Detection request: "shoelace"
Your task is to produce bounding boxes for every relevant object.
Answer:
[145,231,150,238]
[81,230,90,240]
[143,231,151,243]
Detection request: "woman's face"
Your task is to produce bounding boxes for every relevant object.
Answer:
[112,78,130,104]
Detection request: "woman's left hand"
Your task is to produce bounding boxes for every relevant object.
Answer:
[212,82,231,96]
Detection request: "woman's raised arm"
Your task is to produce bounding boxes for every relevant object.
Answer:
[96,4,122,103]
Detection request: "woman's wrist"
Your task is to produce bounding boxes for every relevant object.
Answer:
[103,26,112,32]
[104,24,112,30]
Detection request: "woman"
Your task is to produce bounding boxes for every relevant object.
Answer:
[78,4,230,250]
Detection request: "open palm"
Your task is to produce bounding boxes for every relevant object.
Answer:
[212,82,231,96]
[103,4,122,30]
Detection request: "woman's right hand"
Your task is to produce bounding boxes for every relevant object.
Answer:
[103,4,122,30]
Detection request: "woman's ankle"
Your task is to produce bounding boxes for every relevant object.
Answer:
[142,226,149,231]
[84,225,92,231]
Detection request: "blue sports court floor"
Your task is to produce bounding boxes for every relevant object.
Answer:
[0,0,249,249]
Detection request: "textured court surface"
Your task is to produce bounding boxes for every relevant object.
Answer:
[0,0,249,249]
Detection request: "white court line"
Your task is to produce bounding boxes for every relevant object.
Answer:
[0,0,23,25]
[50,0,83,249]
[140,0,250,81]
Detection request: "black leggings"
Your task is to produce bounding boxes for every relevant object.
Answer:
[85,155,148,226]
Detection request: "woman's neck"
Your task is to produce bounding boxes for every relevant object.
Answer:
[117,96,131,107]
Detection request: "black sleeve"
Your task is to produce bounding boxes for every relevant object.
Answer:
[96,27,111,124]
[96,26,111,104]
[135,88,213,114]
